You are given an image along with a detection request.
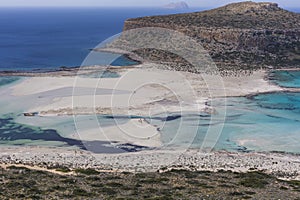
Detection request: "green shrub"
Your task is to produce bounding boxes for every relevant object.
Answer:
[62,178,76,184]
[55,167,71,173]
[101,187,116,196]
[75,168,99,175]
[106,182,123,187]
[240,178,269,188]
[230,191,244,196]
[7,166,29,171]
[244,191,256,195]
[72,188,91,196]
[238,171,271,188]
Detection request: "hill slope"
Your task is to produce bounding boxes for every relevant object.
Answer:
[123,2,300,71]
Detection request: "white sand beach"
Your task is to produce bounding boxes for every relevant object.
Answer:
[5,64,283,149]
[78,118,162,148]
[1,63,293,178]
[11,65,282,117]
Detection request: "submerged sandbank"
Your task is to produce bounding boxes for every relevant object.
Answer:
[0,64,288,151]
[3,65,280,149]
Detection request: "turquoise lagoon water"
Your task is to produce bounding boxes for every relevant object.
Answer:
[0,79,84,149]
[0,79,148,153]
[1,72,300,153]
[270,70,300,88]
[0,76,21,87]
[147,92,300,153]
[209,93,300,153]
[150,71,300,153]
[81,89,300,153]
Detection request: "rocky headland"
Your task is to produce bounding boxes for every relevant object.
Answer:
[122,2,300,72]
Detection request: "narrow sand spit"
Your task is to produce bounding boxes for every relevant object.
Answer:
[11,67,282,117]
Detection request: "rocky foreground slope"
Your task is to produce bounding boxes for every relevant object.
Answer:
[123,2,300,71]
[1,166,300,199]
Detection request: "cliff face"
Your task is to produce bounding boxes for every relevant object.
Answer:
[123,2,300,70]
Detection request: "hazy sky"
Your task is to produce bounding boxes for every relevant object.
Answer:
[0,0,299,8]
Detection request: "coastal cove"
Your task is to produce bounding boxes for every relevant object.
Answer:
[0,67,299,154]
[0,3,300,189]
[1,67,299,182]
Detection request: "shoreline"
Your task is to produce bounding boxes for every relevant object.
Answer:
[0,65,300,179]
[0,146,299,180]
[0,65,137,77]
[92,47,144,65]
[9,66,284,116]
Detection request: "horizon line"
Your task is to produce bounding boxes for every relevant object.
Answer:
[0,5,298,10]
[0,5,206,8]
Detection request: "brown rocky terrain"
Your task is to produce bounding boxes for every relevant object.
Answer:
[122,1,300,72]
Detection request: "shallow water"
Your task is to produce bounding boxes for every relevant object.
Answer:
[0,76,21,87]
[270,70,300,88]
[1,113,149,153]
[1,93,300,153]
[151,93,300,153]
[0,70,300,153]
[211,94,300,153]
[0,79,148,153]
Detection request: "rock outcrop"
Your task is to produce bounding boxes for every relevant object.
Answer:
[123,2,300,71]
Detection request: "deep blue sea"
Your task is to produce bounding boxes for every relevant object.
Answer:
[0,7,201,71]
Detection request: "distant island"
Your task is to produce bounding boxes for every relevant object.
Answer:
[163,1,189,9]
[124,2,300,71]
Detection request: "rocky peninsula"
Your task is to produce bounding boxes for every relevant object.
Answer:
[123,2,300,71]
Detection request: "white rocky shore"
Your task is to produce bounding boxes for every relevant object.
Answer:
[0,146,299,180]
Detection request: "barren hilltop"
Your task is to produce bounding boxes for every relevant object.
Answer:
[123,1,300,71]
